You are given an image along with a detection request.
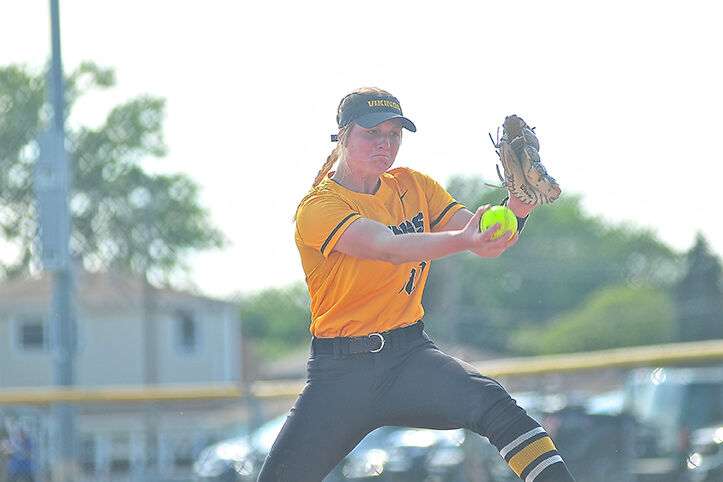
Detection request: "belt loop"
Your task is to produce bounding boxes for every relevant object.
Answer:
[396,326,407,347]
[333,338,342,358]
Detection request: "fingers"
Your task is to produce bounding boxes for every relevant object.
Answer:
[495,228,519,245]
[480,222,501,239]
[480,221,518,246]
[481,225,517,245]
[470,204,518,249]
[474,204,503,239]
[471,205,489,226]
[471,205,492,232]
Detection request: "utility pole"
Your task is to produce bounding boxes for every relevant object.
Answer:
[34,1,77,480]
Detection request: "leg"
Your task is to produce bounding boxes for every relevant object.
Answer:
[378,340,575,481]
[257,354,377,482]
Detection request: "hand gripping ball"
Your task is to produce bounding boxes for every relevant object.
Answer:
[480,205,518,241]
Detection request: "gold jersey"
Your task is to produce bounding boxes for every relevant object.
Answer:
[295,167,464,337]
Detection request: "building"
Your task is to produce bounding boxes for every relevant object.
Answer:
[0,270,244,479]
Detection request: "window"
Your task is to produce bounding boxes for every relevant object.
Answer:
[18,318,46,351]
[176,311,197,353]
[79,436,96,472]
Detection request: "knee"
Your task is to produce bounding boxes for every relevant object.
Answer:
[468,383,529,442]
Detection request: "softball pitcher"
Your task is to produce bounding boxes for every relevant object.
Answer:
[257,87,575,482]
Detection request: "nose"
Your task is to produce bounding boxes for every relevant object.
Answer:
[377,134,391,150]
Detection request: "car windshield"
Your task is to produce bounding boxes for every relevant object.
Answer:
[632,382,722,428]
[628,367,723,433]
[682,383,723,429]
[633,382,683,426]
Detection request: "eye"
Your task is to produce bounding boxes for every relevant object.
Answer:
[367,129,378,136]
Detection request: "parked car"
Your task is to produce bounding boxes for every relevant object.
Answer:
[476,390,635,482]
[364,426,467,481]
[325,426,406,481]
[193,416,469,481]
[193,415,286,481]
[624,366,723,482]
[685,422,723,482]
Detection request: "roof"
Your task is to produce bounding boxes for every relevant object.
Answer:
[0,270,236,313]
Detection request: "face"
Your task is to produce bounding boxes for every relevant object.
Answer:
[343,119,403,177]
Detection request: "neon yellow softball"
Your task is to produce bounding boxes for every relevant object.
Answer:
[480,206,518,241]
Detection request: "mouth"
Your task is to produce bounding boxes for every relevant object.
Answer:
[371,154,392,161]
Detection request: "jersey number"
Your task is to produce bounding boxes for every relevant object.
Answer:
[401,261,427,295]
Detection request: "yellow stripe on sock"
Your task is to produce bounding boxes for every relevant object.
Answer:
[508,437,557,476]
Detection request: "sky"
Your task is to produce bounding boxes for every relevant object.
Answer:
[2,0,722,300]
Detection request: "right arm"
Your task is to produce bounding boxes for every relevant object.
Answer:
[333,205,517,264]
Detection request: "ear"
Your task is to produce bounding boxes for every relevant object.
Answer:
[337,124,352,144]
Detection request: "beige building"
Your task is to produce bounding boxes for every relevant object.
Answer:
[0,270,245,479]
[0,270,240,387]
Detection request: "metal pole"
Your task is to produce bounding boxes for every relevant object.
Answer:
[47,0,77,480]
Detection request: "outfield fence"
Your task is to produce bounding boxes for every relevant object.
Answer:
[2,338,722,405]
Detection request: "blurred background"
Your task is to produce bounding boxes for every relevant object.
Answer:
[0,1,721,481]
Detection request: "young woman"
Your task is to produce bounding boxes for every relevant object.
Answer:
[257,87,575,481]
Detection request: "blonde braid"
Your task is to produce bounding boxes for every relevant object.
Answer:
[292,125,351,221]
[312,143,343,188]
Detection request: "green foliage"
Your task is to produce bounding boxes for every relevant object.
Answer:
[0,62,225,282]
[422,176,682,351]
[508,285,677,355]
[673,234,723,341]
[0,65,46,274]
[240,282,312,359]
[0,66,44,154]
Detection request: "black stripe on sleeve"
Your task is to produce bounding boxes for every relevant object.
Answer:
[320,213,359,255]
[430,202,460,230]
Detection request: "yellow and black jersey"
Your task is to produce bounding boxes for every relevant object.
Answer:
[295,167,465,337]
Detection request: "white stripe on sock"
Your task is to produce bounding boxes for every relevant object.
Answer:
[526,455,564,482]
[499,427,546,458]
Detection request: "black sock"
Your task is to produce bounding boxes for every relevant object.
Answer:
[491,415,575,481]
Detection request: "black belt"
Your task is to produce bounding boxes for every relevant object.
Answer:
[311,321,425,355]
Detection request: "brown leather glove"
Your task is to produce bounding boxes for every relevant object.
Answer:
[490,115,561,205]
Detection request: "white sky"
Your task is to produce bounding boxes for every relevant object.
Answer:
[2,1,722,299]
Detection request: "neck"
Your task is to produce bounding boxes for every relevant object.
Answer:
[331,166,381,194]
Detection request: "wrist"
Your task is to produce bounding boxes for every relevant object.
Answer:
[505,194,534,218]
[452,228,472,252]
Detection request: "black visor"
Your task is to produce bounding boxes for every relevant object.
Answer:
[336,92,416,133]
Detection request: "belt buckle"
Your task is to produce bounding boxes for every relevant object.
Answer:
[368,333,385,353]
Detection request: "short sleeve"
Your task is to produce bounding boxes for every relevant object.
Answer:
[296,194,361,257]
[407,169,464,231]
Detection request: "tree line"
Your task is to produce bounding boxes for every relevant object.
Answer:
[240,185,723,358]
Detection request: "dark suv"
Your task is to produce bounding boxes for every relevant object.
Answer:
[624,366,723,482]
